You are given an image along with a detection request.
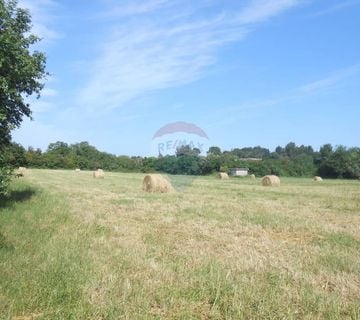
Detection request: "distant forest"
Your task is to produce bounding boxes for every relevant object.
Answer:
[3,141,360,179]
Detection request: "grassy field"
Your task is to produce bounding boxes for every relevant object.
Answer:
[0,169,359,319]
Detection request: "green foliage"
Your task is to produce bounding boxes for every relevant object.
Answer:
[0,165,12,196]
[0,150,12,196]
[176,144,201,157]
[0,0,47,146]
[3,142,27,167]
[318,146,360,179]
[219,165,228,173]
[207,146,221,156]
[24,147,43,167]
[4,140,359,179]
[0,0,47,195]
[231,146,270,158]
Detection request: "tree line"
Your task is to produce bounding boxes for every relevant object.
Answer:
[4,140,360,179]
[1,1,359,196]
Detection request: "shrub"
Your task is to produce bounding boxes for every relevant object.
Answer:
[0,166,12,196]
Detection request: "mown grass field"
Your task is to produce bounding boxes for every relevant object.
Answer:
[0,169,359,319]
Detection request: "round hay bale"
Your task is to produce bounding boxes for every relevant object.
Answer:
[218,172,229,180]
[313,176,322,181]
[261,175,280,187]
[142,174,174,193]
[93,169,105,179]
[15,170,24,178]
[75,168,81,172]
[250,174,256,179]
[17,167,26,176]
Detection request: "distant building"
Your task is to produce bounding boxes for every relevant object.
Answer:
[229,168,249,176]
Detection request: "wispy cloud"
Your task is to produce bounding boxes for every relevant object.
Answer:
[219,64,360,114]
[78,0,302,111]
[18,0,63,42]
[99,0,171,19]
[312,0,360,17]
[299,64,360,93]
[236,0,300,24]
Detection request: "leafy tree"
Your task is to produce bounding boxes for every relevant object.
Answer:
[204,154,222,173]
[155,155,179,174]
[207,146,221,156]
[47,141,71,155]
[4,141,27,167]
[25,147,43,167]
[176,155,200,175]
[4,139,359,179]
[231,146,270,159]
[141,157,157,173]
[284,142,297,158]
[0,0,47,146]
[275,146,284,155]
[318,146,360,179]
[319,144,333,161]
[176,145,200,157]
[0,164,12,195]
[0,0,47,195]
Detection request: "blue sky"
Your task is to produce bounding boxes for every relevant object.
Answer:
[13,0,360,156]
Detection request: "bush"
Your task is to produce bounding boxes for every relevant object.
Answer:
[0,166,12,196]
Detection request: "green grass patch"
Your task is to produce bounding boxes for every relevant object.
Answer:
[0,171,359,319]
[313,232,360,250]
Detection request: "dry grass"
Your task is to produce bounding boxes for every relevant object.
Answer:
[1,169,359,319]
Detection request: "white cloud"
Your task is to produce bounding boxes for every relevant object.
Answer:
[18,0,63,43]
[78,0,302,111]
[78,19,245,110]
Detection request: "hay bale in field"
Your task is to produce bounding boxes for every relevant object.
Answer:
[16,167,26,177]
[75,168,81,172]
[313,176,323,181]
[218,172,229,180]
[14,170,24,178]
[93,169,105,179]
[142,174,174,193]
[250,174,256,179]
[261,175,280,187]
